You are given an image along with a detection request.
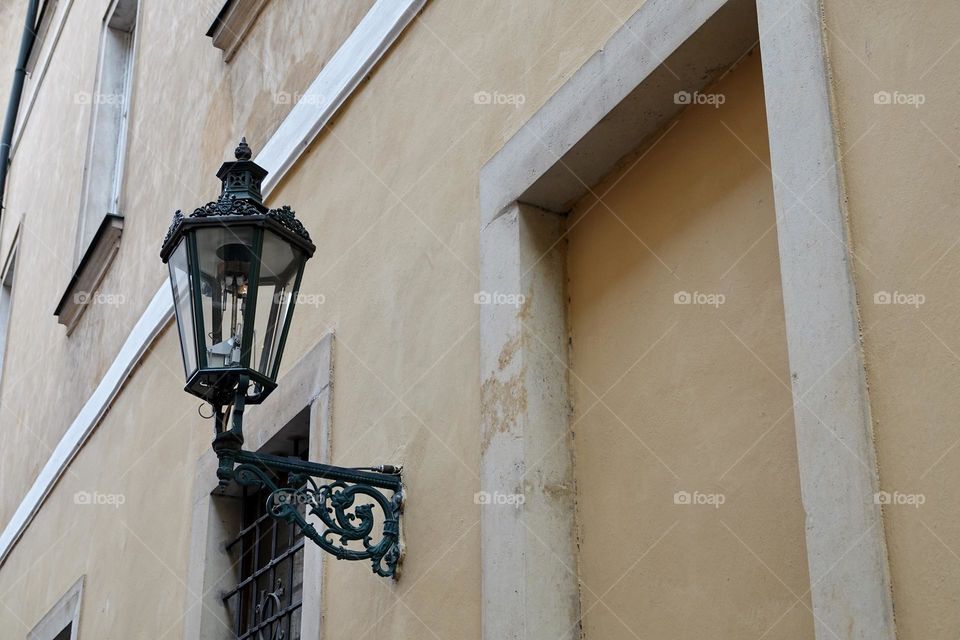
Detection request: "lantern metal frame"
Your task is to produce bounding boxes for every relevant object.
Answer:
[161,139,404,579]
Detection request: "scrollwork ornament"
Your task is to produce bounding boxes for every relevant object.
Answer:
[232,462,403,578]
[162,210,184,248]
[266,205,311,243]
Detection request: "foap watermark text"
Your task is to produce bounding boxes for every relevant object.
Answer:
[874,490,925,508]
[74,291,125,307]
[74,491,125,508]
[275,291,326,308]
[674,290,725,308]
[674,90,725,108]
[273,91,325,106]
[674,490,725,508]
[873,90,925,108]
[873,290,925,308]
[474,491,525,507]
[474,90,526,108]
[475,290,525,308]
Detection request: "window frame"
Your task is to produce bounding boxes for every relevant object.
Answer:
[0,224,20,386]
[205,0,271,62]
[75,0,138,258]
[183,335,332,639]
[27,575,83,640]
[24,0,60,74]
[55,0,139,333]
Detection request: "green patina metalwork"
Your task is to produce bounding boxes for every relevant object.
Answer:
[163,140,405,580]
[211,382,405,579]
[226,449,403,578]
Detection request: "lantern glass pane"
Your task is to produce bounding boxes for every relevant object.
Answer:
[250,230,304,379]
[167,239,197,377]
[194,225,258,370]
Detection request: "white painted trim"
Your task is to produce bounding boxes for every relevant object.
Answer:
[259,0,426,194]
[757,0,896,637]
[0,0,422,568]
[0,284,172,565]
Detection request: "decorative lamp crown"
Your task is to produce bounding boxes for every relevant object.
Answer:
[215,137,269,206]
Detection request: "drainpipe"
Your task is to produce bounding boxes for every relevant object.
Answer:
[0,0,41,224]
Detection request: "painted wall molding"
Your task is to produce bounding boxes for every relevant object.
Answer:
[478,0,895,637]
[258,0,426,195]
[0,0,425,567]
[478,0,760,637]
[757,0,896,636]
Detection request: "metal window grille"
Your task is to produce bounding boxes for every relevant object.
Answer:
[223,461,305,639]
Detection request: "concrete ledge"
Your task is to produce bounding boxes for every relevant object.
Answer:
[480,0,758,223]
[478,2,762,638]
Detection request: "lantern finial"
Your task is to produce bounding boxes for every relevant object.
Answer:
[234,137,252,161]
[217,137,267,206]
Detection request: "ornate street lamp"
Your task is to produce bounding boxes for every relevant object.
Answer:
[161,139,403,578]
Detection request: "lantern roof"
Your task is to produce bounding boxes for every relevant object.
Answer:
[160,138,315,262]
[216,137,268,205]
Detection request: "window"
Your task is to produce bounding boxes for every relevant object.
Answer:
[0,237,17,383]
[76,0,136,256]
[222,408,310,639]
[205,0,270,62]
[24,0,60,75]
[51,625,71,640]
[55,0,137,332]
[27,576,83,640]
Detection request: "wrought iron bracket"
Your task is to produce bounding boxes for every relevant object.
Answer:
[211,383,404,579]
[216,447,404,579]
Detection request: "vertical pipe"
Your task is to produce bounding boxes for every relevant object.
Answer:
[0,0,41,221]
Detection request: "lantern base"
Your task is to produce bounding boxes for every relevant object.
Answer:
[184,367,277,406]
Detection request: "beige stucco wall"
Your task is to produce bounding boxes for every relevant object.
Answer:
[567,53,812,639]
[0,326,197,637]
[2,0,954,636]
[0,0,27,121]
[821,1,960,637]
[0,0,372,532]
[0,0,652,636]
[268,2,653,635]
